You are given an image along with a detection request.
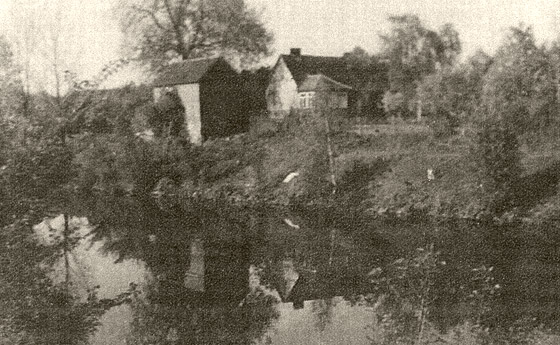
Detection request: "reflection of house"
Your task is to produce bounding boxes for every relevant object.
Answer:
[284,269,371,309]
[266,48,353,119]
[182,238,369,309]
[152,57,247,145]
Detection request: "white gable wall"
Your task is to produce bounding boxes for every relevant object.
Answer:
[176,84,202,145]
[266,57,298,120]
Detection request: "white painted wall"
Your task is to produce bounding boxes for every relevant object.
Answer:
[266,57,298,119]
[176,84,202,145]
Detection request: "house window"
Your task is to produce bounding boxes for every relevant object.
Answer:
[299,92,313,109]
[299,93,308,108]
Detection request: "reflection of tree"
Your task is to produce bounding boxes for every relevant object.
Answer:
[311,298,337,332]
[127,278,279,345]
[248,208,387,305]
[0,219,109,345]
[76,198,280,344]
[70,197,389,343]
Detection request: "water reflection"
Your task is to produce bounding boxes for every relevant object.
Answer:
[27,195,560,344]
[264,298,372,345]
[71,197,390,344]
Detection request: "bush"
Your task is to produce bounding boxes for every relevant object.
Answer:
[382,90,407,118]
[3,138,76,200]
[151,89,185,137]
[474,119,523,214]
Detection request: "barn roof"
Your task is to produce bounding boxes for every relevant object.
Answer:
[298,74,352,92]
[152,57,226,87]
[280,53,350,87]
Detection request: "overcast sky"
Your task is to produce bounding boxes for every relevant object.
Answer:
[0,0,559,83]
[251,0,560,58]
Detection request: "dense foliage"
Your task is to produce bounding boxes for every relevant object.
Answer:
[116,0,274,68]
[379,15,461,117]
[474,120,523,214]
[481,26,557,136]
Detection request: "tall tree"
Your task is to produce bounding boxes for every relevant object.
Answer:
[0,35,31,163]
[416,50,493,135]
[7,0,39,97]
[466,49,494,95]
[416,65,470,136]
[116,0,274,68]
[380,15,461,85]
[481,25,556,136]
[379,15,461,117]
[342,46,389,118]
[6,0,88,100]
[0,35,24,117]
[548,40,560,127]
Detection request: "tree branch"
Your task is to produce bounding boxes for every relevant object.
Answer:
[131,5,168,32]
[162,0,189,58]
[162,0,176,24]
[190,0,206,49]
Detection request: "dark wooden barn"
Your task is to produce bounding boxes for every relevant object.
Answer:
[153,57,248,144]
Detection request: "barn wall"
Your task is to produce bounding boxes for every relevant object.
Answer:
[200,81,235,139]
[176,84,202,145]
[199,66,246,140]
[266,58,298,120]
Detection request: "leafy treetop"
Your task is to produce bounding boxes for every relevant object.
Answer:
[116,0,274,69]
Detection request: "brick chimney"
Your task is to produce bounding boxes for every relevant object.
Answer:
[290,48,301,57]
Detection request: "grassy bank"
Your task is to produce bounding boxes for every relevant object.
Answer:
[67,104,560,224]
[182,118,560,222]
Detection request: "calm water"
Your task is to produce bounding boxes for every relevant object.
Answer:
[32,196,560,344]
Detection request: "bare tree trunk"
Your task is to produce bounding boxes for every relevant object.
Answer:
[416,293,426,345]
[416,242,434,345]
[49,3,64,106]
[328,228,335,267]
[165,120,173,156]
[63,213,71,295]
[52,32,61,105]
[556,65,560,140]
[324,114,337,194]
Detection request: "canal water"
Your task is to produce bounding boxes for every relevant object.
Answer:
[32,196,560,344]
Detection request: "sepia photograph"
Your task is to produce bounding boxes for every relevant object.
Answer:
[1,0,560,344]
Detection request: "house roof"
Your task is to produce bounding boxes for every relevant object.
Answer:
[152,57,225,87]
[298,74,352,92]
[280,53,350,87]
